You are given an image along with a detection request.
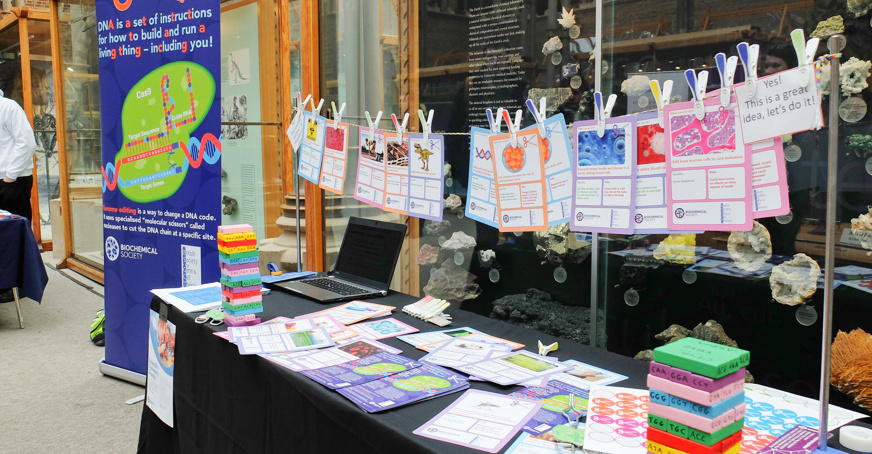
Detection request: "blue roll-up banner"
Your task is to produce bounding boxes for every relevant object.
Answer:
[97,0,221,375]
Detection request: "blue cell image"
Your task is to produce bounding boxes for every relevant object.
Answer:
[577,128,627,167]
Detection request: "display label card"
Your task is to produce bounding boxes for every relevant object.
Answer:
[383,132,410,214]
[236,326,334,355]
[299,300,395,325]
[524,115,574,226]
[338,364,469,413]
[318,122,350,194]
[413,389,544,453]
[749,137,790,218]
[665,95,753,232]
[262,338,400,372]
[299,351,422,390]
[456,350,571,386]
[734,66,823,144]
[354,127,387,209]
[571,115,638,234]
[408,133,446,221]
[260,314,359,343]
[298,111,327,184]
[582,386,650,454]
[491,129,548,232]
[421,338,513,368]
[397,326,483,347]
[351,317,419,340]
[417,332,524,353]
[465,127,499,227]
[146,309,175,428]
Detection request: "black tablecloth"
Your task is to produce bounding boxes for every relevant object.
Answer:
[0,216,48,303]
[137,290,650,454]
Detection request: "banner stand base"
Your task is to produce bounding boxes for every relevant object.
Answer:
[99,358,146,387]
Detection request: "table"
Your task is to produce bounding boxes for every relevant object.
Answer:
[0,216,48,328]
[137,290,650,454]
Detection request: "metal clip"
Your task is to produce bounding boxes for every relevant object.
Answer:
[649,80,673,128]
[364,111,383,143]
[685,69,708,120]
[417,109,434,142]
[737,42,760,98]
[594,92,617,137]
[715,53,738,107]
[331,101,346,130]
[791,29,820,88]
[526,97,548,139]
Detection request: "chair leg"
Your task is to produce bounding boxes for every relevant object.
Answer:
[12,287,23,329]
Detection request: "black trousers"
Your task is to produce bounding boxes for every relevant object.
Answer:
[0,175,33,222]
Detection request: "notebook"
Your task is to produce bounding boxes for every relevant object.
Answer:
[270,217,407,303]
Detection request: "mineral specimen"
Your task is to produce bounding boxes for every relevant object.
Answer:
[691,320,739,347]
[811,15,845,38]
[653,234,697,265]
[654,324,692,343]
[621,75,652,98]
[542,36,563,55]
[847,0,872,18]
[562,63,580,79]
[423,259,482,301]
[851,207,872,252]
[444,194,463,211]
[831,328,872,411]
[491,288,592,344]
[444,163,452,178]
[840,57,872,96]
[478,249,496,268]
[423,219,452,235]
[769,253,821,306]
[727,221,772,272]
[416,244,439,265]
[533,223,592,265]
[846,134,872,158]
[441,231,477,251]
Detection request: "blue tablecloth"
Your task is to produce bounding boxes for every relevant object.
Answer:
[0,216,48,303]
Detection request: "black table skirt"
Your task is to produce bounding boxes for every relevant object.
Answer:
[136,290,651,454]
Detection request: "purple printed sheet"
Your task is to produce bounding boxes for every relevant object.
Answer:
[337,364,469,413]
[298,351,422,390]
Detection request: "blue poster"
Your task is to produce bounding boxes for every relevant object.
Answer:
[97,0,221,375]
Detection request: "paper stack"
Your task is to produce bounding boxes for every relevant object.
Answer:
[218,224,263,326]
[646,338,750,454]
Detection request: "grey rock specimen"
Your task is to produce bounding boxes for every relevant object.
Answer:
[478,249,496,268]
[491,288,591,344]
[424,259,481,302]
[655,324,692,343]
[442,231,477,251]
[542,36,563,55]
[691,320,739,347]
[533,223,591,265]
[424,220,452,235]
[444,194,463,211]
[634,349,654,362]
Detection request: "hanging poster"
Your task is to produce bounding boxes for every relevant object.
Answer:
[354,127,387,209]
[734,67,823,144]
[633,112,673,233]
[465,127,499,228]
[298,110,327,184]
[525,115,573,226]
[383,132,410,214]
[407,133,445,221]
[749,137,790,218]
[318,122,350,194]
[98,0,221,375]
[146,309,175,427]
[490,129,548,232]
[570,116,638,234]
[664,95,753,232]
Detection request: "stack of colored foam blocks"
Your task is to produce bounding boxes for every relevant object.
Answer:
[218,224,263,326]
[646,337,750,454]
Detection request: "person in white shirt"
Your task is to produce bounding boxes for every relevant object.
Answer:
[0,89,37,222]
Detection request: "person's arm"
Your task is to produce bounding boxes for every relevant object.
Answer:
[3,104,37,182]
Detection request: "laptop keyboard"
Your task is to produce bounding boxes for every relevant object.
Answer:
[300,278,369,296]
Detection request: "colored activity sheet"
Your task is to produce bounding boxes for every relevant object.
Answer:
[299,351,422,390]
[318,122,350,194]
[421,338,514,369]
[734,67,824,144]
[235,327,334,355]
[582,386,650,454]
[490,129,548,232]
[665,95,752,232]
[150,282,222,313]
[749,137,789,218]
[407,133,445,221]
[465,127,499,227]
[227,317,316,342]
[571,115,638,234]
[634,112,673,233]
[524,115,573,225]
[299,300,395,325]
[418,332,524,353]
[259,315,358,343]
[298,111,327,184]
[510,376,591,437]
[413,389,544,453]
[262,338,401,372]
[146,310,175,427]
[354,127,387,209]
[739,383,867,454]
[351,317,419,340]
[504,432,564,454]
[397,326,483,347]
[338,364,470,413]
[559,360,630,387]
[456,350,571,386]
[383,132,410,214]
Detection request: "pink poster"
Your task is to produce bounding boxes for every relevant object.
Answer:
[749,137,790,218]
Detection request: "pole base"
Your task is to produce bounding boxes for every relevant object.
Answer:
[811,448,850,454]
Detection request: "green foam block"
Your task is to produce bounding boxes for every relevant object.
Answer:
[648,413,744,446]
[653,337,750,379]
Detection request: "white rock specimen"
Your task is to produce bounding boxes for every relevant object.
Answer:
[444,194,462,211]
[727,221,772,272]
[542,36,563,55]
[851,207,872,253]
[441,231,477,251]
[769,253,821,306]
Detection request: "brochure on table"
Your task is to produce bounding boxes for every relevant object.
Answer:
[351,317,419,340]
[300,300,395,325]
[354,127,387,209]
[491,128,548,232]
[338,363,470,413]
[235,326,334,355]
[150,282,222,313]
[414,389,544,453]
[299,351,422,390]
[465,127,500,227]
[421,338,514,369]
[521,359,629,388]
[571,115,638,234]
[511,376,593,437]
[397,326,483,347]
[408,133,445,221]
[524,115,573,226]
[262,338,401,372]
[665,95,752,232]
[456,350,571,386]
[504,432,564,454]
[418,332,524,353]
[582,386,650,454]
[146,309,175,427]
[319,121,350,194]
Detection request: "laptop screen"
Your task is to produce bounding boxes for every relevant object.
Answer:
[332,217,407,287]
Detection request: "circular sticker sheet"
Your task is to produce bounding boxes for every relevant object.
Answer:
[583,387,649,452]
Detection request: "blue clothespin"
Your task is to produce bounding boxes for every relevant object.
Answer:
[649,80,673,128]
[364,110,383,143]
[486,108,504,135]
[685,69,708,120]
[790,29,820,88]
[737,42,760,98]
[526,98,548,139]
[715,53,738,107]
[594,92,617,137]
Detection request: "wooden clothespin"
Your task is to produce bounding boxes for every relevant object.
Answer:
[737,42,760,98]
[331,101,345,130]
[715,53,738,107]
[685,69,708,120]
[791,29,820,88]
[594,91,617,137]
[364,110,383,143]
[649,79,673,128]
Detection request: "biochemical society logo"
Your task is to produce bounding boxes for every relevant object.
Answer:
[105,236,158,261]
[674,208,685,219]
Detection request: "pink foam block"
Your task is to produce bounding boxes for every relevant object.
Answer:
[220,262,261,273]
[221,267,261,277]
[224,316,261,326]
[221,284,262,294]
[647,374,744,406]
[218,224,254,234]
[222,295,263,305]
[224,313,257,324]
[650,361,747,392]
[648,401,746,434]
